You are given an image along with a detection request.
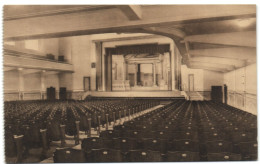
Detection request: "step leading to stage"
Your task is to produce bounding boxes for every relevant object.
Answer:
[84,90,184,98]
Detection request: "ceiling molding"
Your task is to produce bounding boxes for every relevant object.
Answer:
[188,47,256,60]
[189,61,235,71]
[22,69,42,75]
[189,56,246,68]
[91,34,163,43]
[183,31,256,47]
[4,66,17,72]
[189,65,227,72]
[145,27,186,38]
[4,5,115,21]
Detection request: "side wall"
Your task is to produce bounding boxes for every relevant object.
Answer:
[224,63,257,115]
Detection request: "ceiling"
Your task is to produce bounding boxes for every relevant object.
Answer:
[4,5,256,73]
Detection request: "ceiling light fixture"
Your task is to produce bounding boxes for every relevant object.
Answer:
[236,18,255,28]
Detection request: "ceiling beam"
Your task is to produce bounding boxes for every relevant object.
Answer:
[189,56,246,68]
[4,5,115,21]
[4,66,17,72]
[188,47,256,61]
[91,34,161,43]
[117,5,142,20]
[22,69,42,75]
[4,5,255,41]
[144,27,186,38]
[45,71,59,75]
[189,61,235,71]
[183,31,256,47]
[189,65,227,72]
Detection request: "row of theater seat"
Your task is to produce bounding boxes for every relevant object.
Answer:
[5,99,159,162]
[53,100,257,162]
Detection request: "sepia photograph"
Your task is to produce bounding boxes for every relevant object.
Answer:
[2,4,257,163]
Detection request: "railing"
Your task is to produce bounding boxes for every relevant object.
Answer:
[4,90,85,101]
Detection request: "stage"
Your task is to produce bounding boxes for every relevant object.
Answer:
[84,90,184,98]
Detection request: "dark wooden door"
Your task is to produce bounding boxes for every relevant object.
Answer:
[47,87,56,100]
[84,77,91,91]
[59,87,67,100]
[211,86,223,102]
[224,85,227,104]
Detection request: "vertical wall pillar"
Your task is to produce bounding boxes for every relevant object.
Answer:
[160,61,164,80]
[105,53,112,91]
[134,63,137,86]
[59,37,72,63]
[125,61,128,80]
[137,64,141,85]
[18,68,24,100]
[170,42,175,90]
[40,70,46,99]
[95,42,103,91]
[153,62,156,86]
[122,62,125,81]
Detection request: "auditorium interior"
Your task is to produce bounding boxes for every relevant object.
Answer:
[3,5,257,162]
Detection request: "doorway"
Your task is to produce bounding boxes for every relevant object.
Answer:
[84,77,91,91]
[188,74,194,91]
[224,84,227,104]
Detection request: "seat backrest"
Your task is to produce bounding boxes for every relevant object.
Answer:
[171,139,199,152]
[206,140,233,153]
[91,148,123,162]
[5,131,17,157]
[166,151,200,162]
[81,137,104,152]
[202,132,229,142]
[53,147,87,163]
[143,138,168,153]
[126,150,162,162]
[231,132,257,143]
[171,131,199,141]
[113,138,139,152]
[126,130,142,139]
[238,141,257,155]
[100,130,118,139]
[207,152,242,161]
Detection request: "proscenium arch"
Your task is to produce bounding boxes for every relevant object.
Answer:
[94,32,180,92]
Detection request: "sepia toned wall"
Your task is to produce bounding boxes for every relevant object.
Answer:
[24,73,41,91]
[38,38,60,58]
[181,65,204,91]
[181,65,226,100]
[4,70,19,92]
[203,70,224,91]
[224,63,257,115]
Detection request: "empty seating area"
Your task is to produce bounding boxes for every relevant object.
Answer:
[4,99,159,163]
[53,100,257,162]
[4,99,257,162]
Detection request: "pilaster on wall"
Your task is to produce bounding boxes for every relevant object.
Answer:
[95,42,103,91]
[18,68,24,100]
[170,41,175,91]
[59,37,73,63]
[59,72,73,91]
[90,42,97,91]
